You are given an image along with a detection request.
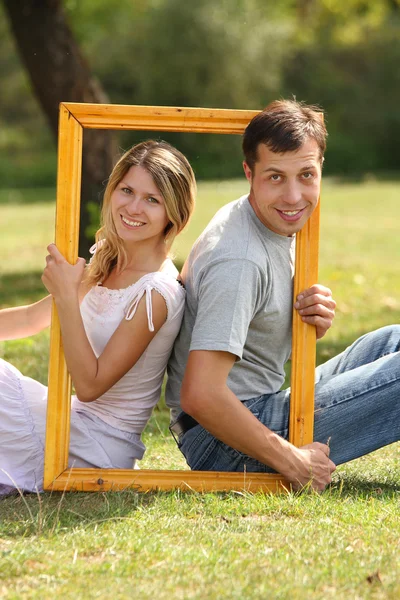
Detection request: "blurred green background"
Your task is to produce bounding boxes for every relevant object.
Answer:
[1,0,399,187]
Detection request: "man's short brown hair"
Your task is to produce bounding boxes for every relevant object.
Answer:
[243,99,327,172]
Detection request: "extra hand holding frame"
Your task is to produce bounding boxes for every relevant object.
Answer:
[43,103,320,493]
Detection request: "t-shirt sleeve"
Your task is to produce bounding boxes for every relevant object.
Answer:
[189,259,265,359]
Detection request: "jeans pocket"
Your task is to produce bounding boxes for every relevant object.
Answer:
[181,426,218,471]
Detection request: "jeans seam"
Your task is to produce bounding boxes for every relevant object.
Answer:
[315,372,400,413]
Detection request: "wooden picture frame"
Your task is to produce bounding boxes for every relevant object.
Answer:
[43,103,319,493]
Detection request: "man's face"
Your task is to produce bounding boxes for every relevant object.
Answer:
[243,138,322,237]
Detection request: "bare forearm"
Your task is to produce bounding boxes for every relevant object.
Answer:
[183,385,298,477]
[55,295,100,402]
[182,350,335,490]
[0,306,31,341]
[184,387,335,489]
[0,296,52,341]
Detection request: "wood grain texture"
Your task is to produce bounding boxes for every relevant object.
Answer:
[50,468,290,493]
[289,202,320,447]
[43,104,82,488]
[63,103,259,133]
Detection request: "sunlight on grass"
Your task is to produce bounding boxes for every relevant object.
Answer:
[0,201,55,274]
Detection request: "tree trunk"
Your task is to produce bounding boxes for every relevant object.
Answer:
[2,0,116,256]
[296,0,315,23]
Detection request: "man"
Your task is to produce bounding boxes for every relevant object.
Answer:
[166,99,400,491]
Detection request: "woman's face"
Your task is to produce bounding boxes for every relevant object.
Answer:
[111,165,170,246]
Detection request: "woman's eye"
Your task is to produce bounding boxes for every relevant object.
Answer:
[148,197,159,204]
[122,187,132,194]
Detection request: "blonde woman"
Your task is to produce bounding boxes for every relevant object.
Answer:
[0,140,196,497]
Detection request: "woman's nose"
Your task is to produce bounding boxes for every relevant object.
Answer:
[126,195,142,214]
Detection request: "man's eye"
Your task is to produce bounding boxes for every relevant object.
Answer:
[270,174,281,181]
[302,172,313,179]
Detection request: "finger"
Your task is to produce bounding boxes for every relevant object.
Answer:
[45,255,52,264]
[295,294,336,311]
[300,316,333,340]
[314,285,332,297]
[300,316,332,330]
[47,243,65,262]
[311,479,329,493]
[296,284,332,301]
[76,257,87,268]
[302,296,335,310]
[313,442,331,456]
[329,459,336,472]
[298,303,335,318]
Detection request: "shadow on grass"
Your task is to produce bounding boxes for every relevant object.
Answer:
[331,472,400,497]
[0,270,46,307]
[1,447,399,540]
[0,488,164,539]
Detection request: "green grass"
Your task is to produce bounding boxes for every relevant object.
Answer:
[0,470,399,599]
[0,179,399,599]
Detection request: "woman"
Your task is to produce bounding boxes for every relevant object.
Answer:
[0,140,196,497]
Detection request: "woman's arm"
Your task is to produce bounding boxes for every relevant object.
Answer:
[42,244,168,403]
[56,289,167,402]
[0,256,91,342]
[0,295,52,341]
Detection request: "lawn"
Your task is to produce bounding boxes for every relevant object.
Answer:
[0,179,399,599]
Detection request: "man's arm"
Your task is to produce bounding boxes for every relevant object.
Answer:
[181,349,335,491]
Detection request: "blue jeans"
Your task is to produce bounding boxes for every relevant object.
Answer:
[179,326,400,472]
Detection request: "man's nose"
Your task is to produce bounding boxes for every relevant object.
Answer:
[284,181,302,205]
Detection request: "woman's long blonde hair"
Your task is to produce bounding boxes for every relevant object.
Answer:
[86,140,196,285]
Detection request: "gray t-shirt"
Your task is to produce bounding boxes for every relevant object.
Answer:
[166,195,295,421]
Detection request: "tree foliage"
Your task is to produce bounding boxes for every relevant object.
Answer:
[2,0,116,254]
[1,0,399,187]
[283,0,400,173]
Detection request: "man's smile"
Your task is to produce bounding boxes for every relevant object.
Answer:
[276,207,307,221]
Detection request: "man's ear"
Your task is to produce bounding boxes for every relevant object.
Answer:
[243,161,253,184]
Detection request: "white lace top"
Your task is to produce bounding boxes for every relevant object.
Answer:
[71,266,185,434]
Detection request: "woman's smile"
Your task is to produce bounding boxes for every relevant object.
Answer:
[120,215,146,228]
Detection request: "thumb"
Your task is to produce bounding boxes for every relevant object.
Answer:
[76,257,87,268]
